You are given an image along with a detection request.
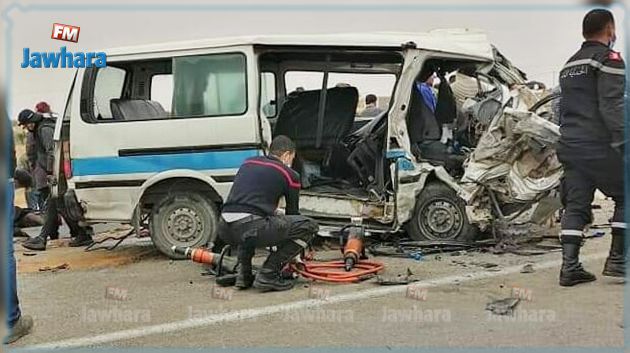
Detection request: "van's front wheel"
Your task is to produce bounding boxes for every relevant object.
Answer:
[405,182,478,243]
[150,191,217,259]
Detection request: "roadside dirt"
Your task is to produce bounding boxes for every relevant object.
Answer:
[14,228,161,274]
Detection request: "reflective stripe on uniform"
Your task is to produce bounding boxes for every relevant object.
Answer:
[293,239,308,249]
[562,58,625,76]
[560,229,584,236]
[611,222,627,229]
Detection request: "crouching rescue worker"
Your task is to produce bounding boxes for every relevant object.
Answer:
[557,9,626,286]
[218,136,318,292]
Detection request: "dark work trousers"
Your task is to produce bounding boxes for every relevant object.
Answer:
[218,215,318,262]
[558,146,625,238]
[39,187,88,239]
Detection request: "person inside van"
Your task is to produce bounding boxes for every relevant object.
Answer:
[218,135,319,292]
[358,94,383,117]
[407,70,465,175]
[417,73,437,112]
[17,109,94,251]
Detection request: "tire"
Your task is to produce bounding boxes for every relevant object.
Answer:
[150,191,218,259]
[405,182,478,243]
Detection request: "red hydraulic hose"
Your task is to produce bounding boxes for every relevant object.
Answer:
[290,260,384,283]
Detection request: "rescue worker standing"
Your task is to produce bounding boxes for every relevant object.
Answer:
[17,109,93,250]
[219,136,318,292]
[557,9,626,286]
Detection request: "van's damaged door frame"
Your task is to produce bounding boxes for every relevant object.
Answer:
[386,46,492,229]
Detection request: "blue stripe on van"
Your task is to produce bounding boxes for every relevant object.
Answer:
[72,149,260,176]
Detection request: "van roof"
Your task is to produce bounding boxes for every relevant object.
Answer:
[104,29,496,61]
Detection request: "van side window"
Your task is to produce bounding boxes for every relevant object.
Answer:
[172,53,247,117]
[283,71,395,126]
[260,72,276,118]
[327,73,396,117]
[150,74,174,114]
[93,66,126,120]
[285,71,324,93]
[81,52,247,123]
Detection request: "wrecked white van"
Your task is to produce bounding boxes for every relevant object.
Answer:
[53,30,561,258]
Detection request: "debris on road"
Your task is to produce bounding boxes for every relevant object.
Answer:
[38,263,69,273]
[521,264,535,273]
[492,231,562,256]
[472,261,499,269]
[376,268,418,285]
[451,260,502,271]
[368,240,479,259]
[486,297,520,316]
[85,229,136,252]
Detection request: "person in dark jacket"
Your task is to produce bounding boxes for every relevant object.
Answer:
[557,9,626,286]
[358,94,383,117]
[219,136,318,292]
[17,109,93,251]
[22,132,43,210]
[3,110,34,344]
[24,101,57,210]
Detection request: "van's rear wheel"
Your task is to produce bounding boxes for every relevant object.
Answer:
[150,191,217,259]
[405,182,477,242]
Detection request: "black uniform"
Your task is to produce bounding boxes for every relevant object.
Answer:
[558,41,626,238]
[219,155,318,275]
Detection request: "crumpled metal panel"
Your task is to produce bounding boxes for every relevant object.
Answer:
[461,108,563,202]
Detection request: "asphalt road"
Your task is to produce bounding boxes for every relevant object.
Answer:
[8,204,626,350]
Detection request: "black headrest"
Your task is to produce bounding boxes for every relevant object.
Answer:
[274,86,358,149]
[110,99,167,121]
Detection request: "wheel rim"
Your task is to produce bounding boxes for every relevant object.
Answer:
[417,199,464,241]
[164,207,204,244]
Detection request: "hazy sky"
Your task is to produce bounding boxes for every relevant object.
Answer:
[1,0,626,118]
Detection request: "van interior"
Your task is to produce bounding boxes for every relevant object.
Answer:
[257,48,494,204]
[257,48,401,203]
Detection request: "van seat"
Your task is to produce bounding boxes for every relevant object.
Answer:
[110,99,168,121]
[274,87,358,150]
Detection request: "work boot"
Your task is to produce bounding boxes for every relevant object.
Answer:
[559,240,596,287]
[253,239,306,292]
[253,268,294,292]
[69,233,93,248]
[3,315,34,344]
[235,238,256,289]
[21,236,47,251]
[603,231,626,278]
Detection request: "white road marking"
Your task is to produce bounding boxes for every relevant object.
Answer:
[26,252,608,350]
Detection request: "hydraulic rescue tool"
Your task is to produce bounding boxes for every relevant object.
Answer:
[342,225,367,271]
[172,245,238,274]
[180,221,385,285]
[289,221,384,283]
